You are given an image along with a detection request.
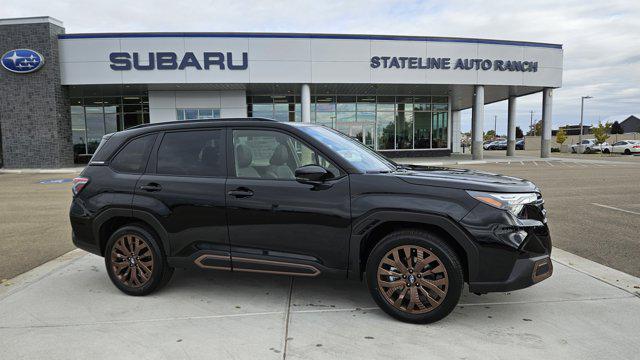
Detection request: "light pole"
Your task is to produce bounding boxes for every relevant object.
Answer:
[579,96,592,146]
[529,110,534,135]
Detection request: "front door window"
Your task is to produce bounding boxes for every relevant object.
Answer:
[231,129,340,180]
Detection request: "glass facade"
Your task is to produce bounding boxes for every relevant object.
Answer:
[70,94,149,162]
[247,94,449,151]
[176,108,221,120]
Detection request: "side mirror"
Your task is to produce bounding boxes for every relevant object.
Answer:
[295,165,332,184]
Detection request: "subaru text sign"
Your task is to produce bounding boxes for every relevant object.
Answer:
[1,49,45,73]
[109,52,248,71]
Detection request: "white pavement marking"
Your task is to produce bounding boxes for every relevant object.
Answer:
[591,203,640,216]
[546,161,554,167]
[532,161,538,166]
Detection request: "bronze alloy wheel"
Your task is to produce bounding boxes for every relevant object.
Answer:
[377,245,449,314]
[110,234,155,288]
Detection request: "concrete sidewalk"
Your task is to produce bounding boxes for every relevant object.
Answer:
[1,249,638,360]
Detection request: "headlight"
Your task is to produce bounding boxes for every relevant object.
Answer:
[467,191,538,216]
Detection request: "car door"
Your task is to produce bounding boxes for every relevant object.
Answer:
[225,127,351,275]
[613,141,626,153]
[133,127,230,268]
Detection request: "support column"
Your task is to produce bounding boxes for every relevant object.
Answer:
[451,110,462,153]
[471,85,485,160]
[301,84,311,123]
[541,88,553,158]
[507,96,517,156]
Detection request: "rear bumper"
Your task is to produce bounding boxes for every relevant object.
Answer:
[469,255,553,293]
[71,229,101,256]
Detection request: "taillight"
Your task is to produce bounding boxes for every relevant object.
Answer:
[633,145,640,149]
[72,177,89,196]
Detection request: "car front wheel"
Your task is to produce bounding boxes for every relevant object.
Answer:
[366,229,464,324]
[105,224,174,296]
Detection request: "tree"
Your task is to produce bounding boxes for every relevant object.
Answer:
[610,121,624,142]
[592,121,611,145]
[610,121,624,135]
[526,120,543,136]
[515,126,524,139]
[556,128,567,145]
[483,130,496,141]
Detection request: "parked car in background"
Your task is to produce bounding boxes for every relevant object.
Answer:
[482,140,496,150]
[484,140,507,150]
[493,140,508,150]
[516,139,525,150]
[602,140,640,155]
[571,139,608,154]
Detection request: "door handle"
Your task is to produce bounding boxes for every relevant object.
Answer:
[228,187,254,198]
[140,183,162,192]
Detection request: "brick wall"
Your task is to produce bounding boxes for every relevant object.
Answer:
[0,21,73,168]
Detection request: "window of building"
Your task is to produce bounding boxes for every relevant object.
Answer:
[176,108,221,120]
[247,95,300,121]
[156,130,225,177]
[246,94,449,152]
[110,134,156,174]
[69,93,150,163]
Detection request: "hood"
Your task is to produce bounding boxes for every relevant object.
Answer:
[395,165,538,193]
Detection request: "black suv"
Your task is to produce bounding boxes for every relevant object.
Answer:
[70,119,552,324]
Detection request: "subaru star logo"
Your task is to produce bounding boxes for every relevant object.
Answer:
[1,49,45,74]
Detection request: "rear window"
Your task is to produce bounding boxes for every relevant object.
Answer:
[110,134,156,173]
[156,130,225,177]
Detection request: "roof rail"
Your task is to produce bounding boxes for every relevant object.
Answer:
[127,117,276,130]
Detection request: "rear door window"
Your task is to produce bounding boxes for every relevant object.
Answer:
[156,130,225,177]
[110,134,156,173]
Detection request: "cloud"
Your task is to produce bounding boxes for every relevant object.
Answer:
[1,0,638,134]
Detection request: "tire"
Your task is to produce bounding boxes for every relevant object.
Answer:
[624,149,631,155]
[603,149,610,154]
[104,224,174,296]
[585,147,591,154]
[365,229,464,324]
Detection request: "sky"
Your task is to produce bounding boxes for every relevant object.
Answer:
[2,0,639,135]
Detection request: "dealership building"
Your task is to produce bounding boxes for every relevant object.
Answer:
[0,16,562,168]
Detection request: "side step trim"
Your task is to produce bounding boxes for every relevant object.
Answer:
[233,257,321,277]
[194,254,231,271]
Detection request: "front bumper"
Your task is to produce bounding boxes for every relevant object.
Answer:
[461,198,553,293]
[469,255,553,293]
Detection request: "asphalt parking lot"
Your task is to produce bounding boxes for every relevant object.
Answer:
[0,173,77,280]
[452,158,640,277]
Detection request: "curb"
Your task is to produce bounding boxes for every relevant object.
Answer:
[0,249,87,300]
[551,247,640,297]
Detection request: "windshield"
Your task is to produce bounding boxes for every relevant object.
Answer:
[298,125,396,173]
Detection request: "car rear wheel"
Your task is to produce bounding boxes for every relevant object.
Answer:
[105,224,174,296]
[603,149,610,154]
[365,229,464,324]
[624,149,631,155]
